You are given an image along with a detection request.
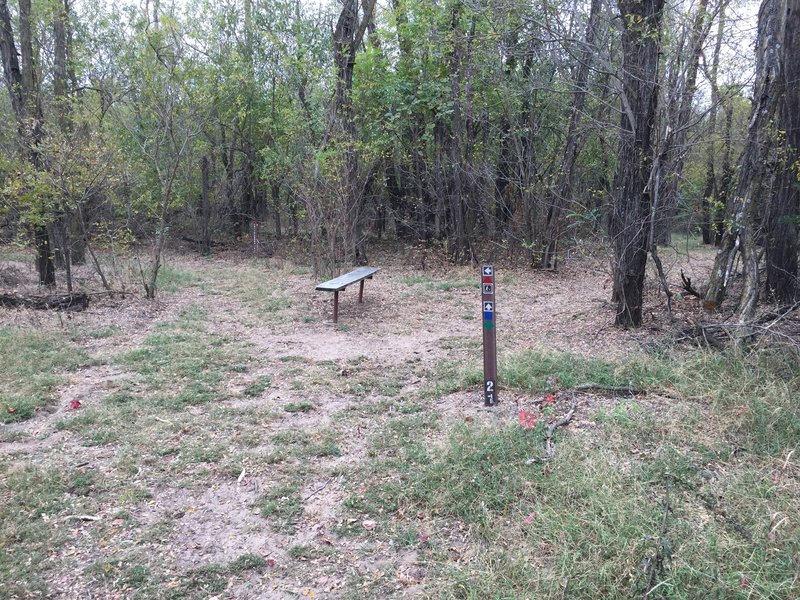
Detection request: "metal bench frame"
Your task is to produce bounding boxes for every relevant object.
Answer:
[315,266,380,323]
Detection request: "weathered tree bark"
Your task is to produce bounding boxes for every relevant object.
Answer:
[765,0,799,302]
[715,103,735,246]
[539,0,601,269]
[706,0,786,312]
[34,226,56,287]
[610,0,666,327]
[0,0,23,123]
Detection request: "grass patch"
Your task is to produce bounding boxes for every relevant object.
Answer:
[0,466,71,597]
[271,427,342,459]
[668,346,800,456]
[399,274,476,291]
[87,326,121,339]
[155,265,198,293]
[284,401,315,413]
[205,265,291,316]
[115,305,250,410]
[0,327,87,422]
[501,348,675,393]
[255,483,304,533]
[228,553,267,573]
[242,374,272,397]
[424,359,482,398]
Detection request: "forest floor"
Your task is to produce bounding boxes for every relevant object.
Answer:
[0,238,798,599]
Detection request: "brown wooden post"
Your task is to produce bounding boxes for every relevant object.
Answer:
[358,280,365,303]
[333,290,339,323]
[481,265,497,406]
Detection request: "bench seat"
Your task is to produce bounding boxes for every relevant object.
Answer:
[316,267,380,322]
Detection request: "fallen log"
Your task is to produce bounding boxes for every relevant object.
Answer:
[0,292,89,311]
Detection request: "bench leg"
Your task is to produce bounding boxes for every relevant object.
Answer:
[359,280,365,303]
[333,290,339,323]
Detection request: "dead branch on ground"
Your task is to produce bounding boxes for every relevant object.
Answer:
[643,479,671,598]
[680,270,703,298]
[543,394,577,460]
[0,292,90,311]
[574,382,645,396]
[676,302,800,348]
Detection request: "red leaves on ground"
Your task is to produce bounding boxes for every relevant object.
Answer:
[518,410,537,429]
[69,400,82,409]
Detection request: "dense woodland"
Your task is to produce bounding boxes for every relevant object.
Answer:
[0,0,797,327]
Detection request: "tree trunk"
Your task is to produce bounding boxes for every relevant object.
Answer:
[34,226,56,287]
[330,0,375,264]
[701,3,726,245]
[706,0,786,309]
[1,0,55,286]
[539,0,601,269]
[611,0,666,327]
[272,182,282,239]
[715,104,735,245]
[0,0,24,124]
[200,154,212,256]
[765,0,799,303]
[655,0,712,246]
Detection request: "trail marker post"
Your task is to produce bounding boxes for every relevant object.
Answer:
[481,265,497,406]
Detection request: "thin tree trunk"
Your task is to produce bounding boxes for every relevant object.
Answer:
[701,3,726,245]
[540,0,601,269]
[611,0,666,327]
[655,0,712,246]
[200,154,211,256]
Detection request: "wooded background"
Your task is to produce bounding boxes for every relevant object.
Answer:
[0,0,797,327]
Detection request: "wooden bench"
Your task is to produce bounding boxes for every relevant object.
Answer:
[316,266,380,323]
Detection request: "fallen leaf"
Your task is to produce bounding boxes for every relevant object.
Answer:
[362,519,377,530]
[70,400,82,409]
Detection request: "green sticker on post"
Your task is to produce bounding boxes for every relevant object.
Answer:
[484,320,493,330]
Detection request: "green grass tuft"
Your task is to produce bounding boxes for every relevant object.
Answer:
[0,327,87,422]
[255,483,304,533]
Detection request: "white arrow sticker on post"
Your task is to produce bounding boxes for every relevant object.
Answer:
[483,266,494,276]
[484,301,494,312]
